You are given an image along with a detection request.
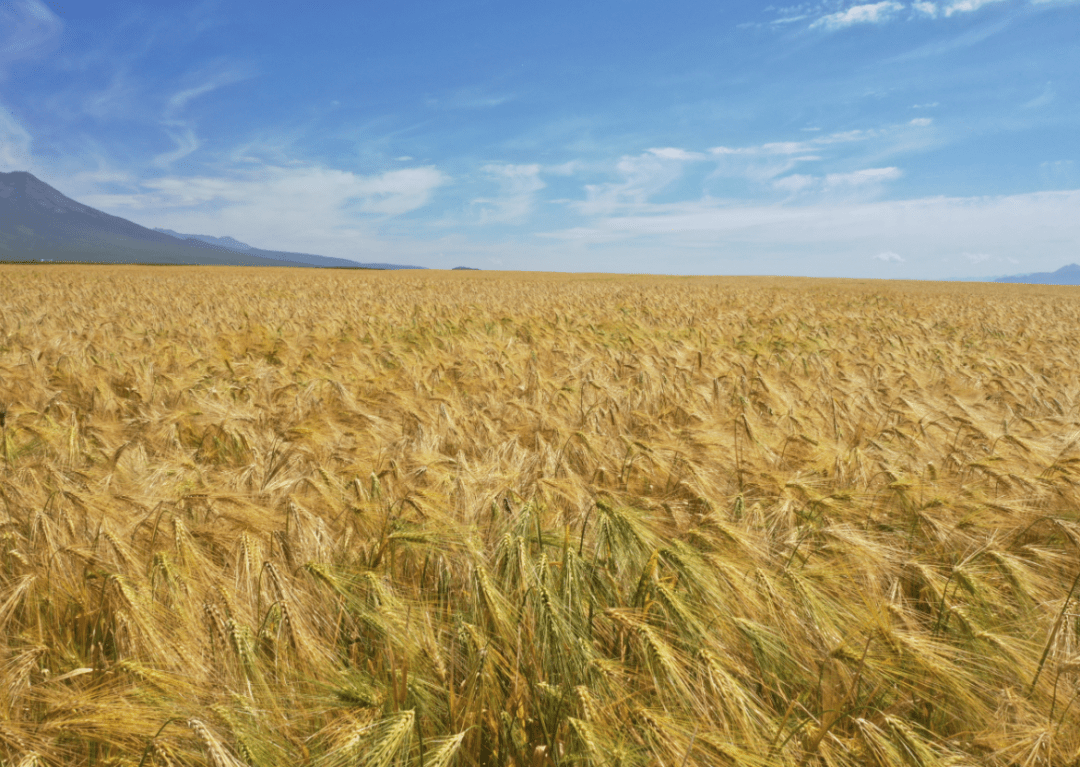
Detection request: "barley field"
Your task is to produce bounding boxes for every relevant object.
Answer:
[2,265,1080,767]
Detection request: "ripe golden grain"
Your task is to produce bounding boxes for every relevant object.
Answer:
[2,265,1080,765]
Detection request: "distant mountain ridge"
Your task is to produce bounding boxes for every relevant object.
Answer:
[0,171,424,269]
[155,228,254,251]
[154,227,425,270]
[995,264,1080,285]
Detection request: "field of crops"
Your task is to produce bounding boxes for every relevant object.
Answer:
[2,264,1080,766]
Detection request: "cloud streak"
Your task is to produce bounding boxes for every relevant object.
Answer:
[473,164,546,223]
[810,2,904,30]
[804,0,1016,32]
[83,163,449,259]
[0,0,62,75]
[576,148,708,216]
[165,67,254,120]
[540,188,1080,277]
[942,0,1009,15]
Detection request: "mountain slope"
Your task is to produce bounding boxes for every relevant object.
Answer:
[0,172,422,269]
[0,172,308,266]
[154,228,255,252]
[155,227,426,270]
[995,263,1080,285]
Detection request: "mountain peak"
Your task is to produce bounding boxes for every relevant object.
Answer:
[0,170,100,218]
[0,171,424,270]
[154,228,254,252]
[996,263,1080,285]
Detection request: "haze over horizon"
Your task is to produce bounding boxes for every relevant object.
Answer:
[1,0,1077,277]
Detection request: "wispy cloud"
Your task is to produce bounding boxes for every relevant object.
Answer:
[826,166,902,186]
[577,148,707,215]
[0,0,62,76]
[150,65,256,169]
[152,128,201,169]
[710,129,871,157]
[132,165,446,216]
[84,163,449,258]
[164,65,255,123]
[425,85,513,111]
[648,147,707,161]
[82,70,142,120]
[1023,83,1055,109]
[473,164,546,223]
[0,102,33,170]
[810,2,904,30]
[539,189,1080,277]
[942,0,1008,15]
[802,0,1013,33]
[772,166,902,195]
[874,251,905,262]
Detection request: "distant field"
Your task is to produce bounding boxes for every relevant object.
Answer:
[3,264,1080,766]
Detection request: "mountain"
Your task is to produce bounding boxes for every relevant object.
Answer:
[154,227,424,270]
[155,228,254,251]
[0,171,423,269]
[995,264,1080,285]
[0,171,313,267]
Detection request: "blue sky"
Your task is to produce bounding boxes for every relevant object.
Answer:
[1,0,1077,277]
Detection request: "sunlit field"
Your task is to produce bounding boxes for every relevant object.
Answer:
[3,265,1080,766]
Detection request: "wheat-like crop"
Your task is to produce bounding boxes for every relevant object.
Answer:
[2,264,1080,765]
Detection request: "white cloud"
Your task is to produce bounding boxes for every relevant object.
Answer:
[165,67,253,118]
[909,117,933,127]
[152,128,200,169]
[0,0,62,75]
[874,251,905,262]
[710,129,870,158]
[772,14,810,24]
[151,66,255,169]
[825,167,902,186]
[770,167,902,196]
[130,166,447,215]
[540,189,1080,279]
[348,167,449,215]
[473,163,546,223]
[807,0,1006,31]
[578,148,707,215]
[943,0,1007,15]
[811,2,904,30]
[83,163,448,259]
[162,65,254,124]
[712,142,806,156]
[964,252,991,263]
[706,130,879,193]
[649,147,706,161]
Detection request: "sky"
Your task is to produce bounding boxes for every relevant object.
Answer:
[0,0,1077,277]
